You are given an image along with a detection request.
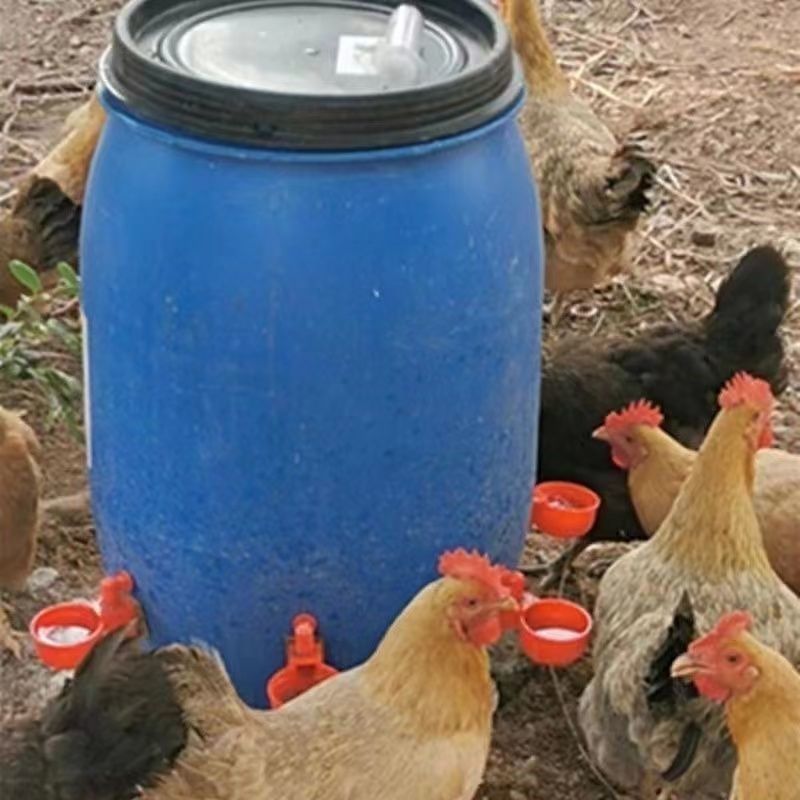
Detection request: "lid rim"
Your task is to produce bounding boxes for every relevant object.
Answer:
[105,0,522,150]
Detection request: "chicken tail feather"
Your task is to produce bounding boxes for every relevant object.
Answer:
[12,176,81,270]
[645,592,698,709]
[644,596,705,786]
[156,643,251,734]
[705,245,791,395]
[660,722,702,782]
[602,145,655,221]
[0,629,187,800]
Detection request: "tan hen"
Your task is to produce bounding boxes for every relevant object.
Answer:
[0,408,41,658]
[500,0,654,318]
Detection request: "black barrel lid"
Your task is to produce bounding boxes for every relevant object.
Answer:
[101,0,522,150]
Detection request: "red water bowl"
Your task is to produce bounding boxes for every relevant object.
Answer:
[29,601,104,670]
[518,597,593,667]
[267,663,339,709]
[530,481,600,539]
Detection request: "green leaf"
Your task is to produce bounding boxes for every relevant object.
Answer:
[0,260,84,441]
[56,262,79,293]
[8,261,43,294]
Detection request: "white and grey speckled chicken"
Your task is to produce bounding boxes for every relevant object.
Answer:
[578,373,800,799]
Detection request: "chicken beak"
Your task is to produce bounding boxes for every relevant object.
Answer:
[495,596,519,613]
[670,653,704,681]
[591,426,609,442]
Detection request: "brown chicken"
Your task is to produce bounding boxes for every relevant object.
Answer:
[0,549,517,800]
[594,398,800,594]
[578,373,800,799]
[32,93,105,206]
[0,93,104,307]
[499,0,654,313]
[671,611,800,800]
[0,178,80,307]
[0,407,42,658]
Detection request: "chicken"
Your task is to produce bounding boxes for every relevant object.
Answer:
[31,92,105,206]
[0,629,187,800]
[0,549,517,800]
[594,397,800,594]
[0,93,104,307]
[577,373,800,799]
[0,178,81,307]
[671,611,800,800]
[499,0,654,315]
[529,244,790,588]
[0,407,42,658]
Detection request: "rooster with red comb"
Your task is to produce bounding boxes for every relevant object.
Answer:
[671,611,800,799]
[595,380,800,596]
[578,372,800,800]
[0,549,519,800]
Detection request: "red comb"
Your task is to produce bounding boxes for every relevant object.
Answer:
[604,400,664,432]
[497,566,526,601]
[438,549,510,599]
[718,372,774,413]
[689,611,753,655]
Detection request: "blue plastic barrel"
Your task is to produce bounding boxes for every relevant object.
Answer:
[82,0,542,706]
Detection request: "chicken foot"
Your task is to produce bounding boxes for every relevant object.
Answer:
[0,602,25,659]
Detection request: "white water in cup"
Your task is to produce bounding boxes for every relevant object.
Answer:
[39,625,93,645]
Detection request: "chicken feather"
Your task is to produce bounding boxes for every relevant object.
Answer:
[0,177,80,307]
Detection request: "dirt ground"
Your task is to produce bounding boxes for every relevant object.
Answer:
[1,0,799,798]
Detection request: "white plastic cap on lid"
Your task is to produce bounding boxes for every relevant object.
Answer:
[372,5,426,90]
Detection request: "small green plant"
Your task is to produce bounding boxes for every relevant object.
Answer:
[0,260,83,437]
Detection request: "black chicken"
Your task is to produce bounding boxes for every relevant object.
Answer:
[0,630,186,800]
[532,245,791,587]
